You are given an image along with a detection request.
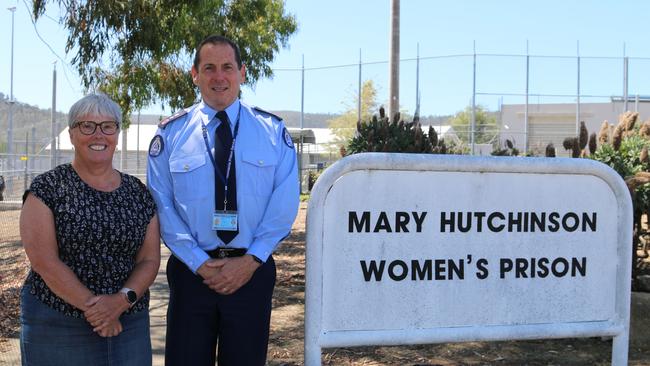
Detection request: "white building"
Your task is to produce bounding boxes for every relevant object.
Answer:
[500,99,650,156]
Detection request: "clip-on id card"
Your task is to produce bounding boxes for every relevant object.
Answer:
[213,211,238,231]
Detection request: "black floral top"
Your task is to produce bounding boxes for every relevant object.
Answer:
[23,164,156,318]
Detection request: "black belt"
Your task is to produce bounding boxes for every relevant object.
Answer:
[207,247,247,259]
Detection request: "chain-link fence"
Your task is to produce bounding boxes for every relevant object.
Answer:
[246,50,650,158]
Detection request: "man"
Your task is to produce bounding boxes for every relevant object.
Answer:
[147,35,299,366]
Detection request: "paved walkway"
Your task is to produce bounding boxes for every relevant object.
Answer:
[150,246,171,366]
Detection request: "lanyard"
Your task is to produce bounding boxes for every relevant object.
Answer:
[201,104,242,210]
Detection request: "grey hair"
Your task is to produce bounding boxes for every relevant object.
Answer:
[67,94,123,128]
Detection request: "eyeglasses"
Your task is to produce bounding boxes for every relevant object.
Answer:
[72,121,119,135]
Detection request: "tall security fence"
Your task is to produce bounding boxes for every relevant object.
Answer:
[245,48,650,158]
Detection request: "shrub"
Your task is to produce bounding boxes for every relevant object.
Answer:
[347,106,464,155]
[491,139,519,156]
[561,114,650,284]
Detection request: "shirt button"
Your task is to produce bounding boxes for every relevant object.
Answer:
[258,160,264,165]
[184,164,189,171]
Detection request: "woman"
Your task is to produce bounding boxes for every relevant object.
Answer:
[19,94,160,365]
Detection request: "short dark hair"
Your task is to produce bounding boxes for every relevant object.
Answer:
[193,35,242,70]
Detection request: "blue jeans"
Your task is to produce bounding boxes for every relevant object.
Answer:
[20,286,152,366]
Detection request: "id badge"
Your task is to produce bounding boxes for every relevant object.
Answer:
[213,211,239,231]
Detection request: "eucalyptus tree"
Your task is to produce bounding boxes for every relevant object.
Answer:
[33,0,297,126]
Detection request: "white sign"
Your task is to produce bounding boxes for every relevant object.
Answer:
[305,153,632,366]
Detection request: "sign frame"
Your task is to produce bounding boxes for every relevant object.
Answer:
[305,153,632,365]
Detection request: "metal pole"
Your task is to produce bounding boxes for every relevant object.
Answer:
[136,111,141,174]
[299,54,305,194]
[576,41,581,136]
[51,62,57,168]
[388,0,400,120]
[623,56,629,112]
[23,132,28,192]
[56,121,60,166]
[524,41,530,155]
[471,41,476,155]
[357,49,362,123]
[8,6,16,192]
[635,94,639,112]
[415,43,420,120]
[30,125,35,173]
[120,125,126,171]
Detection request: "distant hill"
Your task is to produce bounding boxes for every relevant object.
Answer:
[270,110,338,128]
[0,92,67,152]
[273,110,454,129]
[0,94,167,152]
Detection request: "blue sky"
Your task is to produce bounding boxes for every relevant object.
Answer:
[1,0,650,118]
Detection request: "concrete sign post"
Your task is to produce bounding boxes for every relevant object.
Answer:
[305,153,632,365]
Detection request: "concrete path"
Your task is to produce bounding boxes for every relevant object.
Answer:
[150,246,171,366]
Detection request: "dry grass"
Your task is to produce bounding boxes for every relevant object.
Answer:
[0,210,28,353]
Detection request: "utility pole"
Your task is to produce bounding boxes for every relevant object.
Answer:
[388,0,400,120]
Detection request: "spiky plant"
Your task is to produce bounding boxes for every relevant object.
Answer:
[588,133,598,155]
[491,139,519,156]
[347,106,461,155]
[590,116,650,284]
[545,143,556,157]
[639,120,650,139]
[598,121,610,145]
[612,124,624,151]
[579,121,589,150]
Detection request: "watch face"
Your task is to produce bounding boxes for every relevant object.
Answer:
[126,290,137,304]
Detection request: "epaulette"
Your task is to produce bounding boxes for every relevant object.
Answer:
[252,106,283,121]
[158,109,188,129]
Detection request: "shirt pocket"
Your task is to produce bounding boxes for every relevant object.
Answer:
[170,153,208,201]
[240,151,277,197]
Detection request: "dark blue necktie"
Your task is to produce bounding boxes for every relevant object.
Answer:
[215,111,238,243]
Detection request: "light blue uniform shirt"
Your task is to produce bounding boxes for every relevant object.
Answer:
[147,99,300,273]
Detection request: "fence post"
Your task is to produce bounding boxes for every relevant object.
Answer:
[623,55,629,112]
[23,132,28,193]
[299,55,305,194]
[576,42,581,135]
[358,49,362,123]
[471,41,476,155]
[51,63,57,170]
[524,41,530,155]
[136,111,141,174]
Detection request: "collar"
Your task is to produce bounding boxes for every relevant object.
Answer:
[198,99,241,127]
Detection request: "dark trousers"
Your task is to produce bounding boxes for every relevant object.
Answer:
[164,255,276,366]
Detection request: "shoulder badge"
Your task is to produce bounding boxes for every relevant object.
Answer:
[158,109,188,129]
[283,127,294,149]
[149,135,164,157]
[252,106,283,121]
